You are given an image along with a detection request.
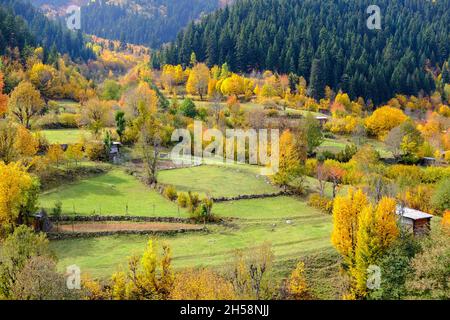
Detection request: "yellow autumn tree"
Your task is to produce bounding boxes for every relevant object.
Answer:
[161,64,176,92]
[170,268,236,300]
[47,145,66,167]
[14,126,39,160]
[331,189,369,266]
[351,197,399,297]
[271,130,302,189]
[0,161,33,229]
[110,239,174,300]
[186,63,210,100]
[8,81,45,129]
[65,144,84,166]
[365,106,408,139]
[442,210,450,232]
[220,74,254,98]
[287,261,309,300]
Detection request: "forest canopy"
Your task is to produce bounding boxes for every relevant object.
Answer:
[159,0,450,103]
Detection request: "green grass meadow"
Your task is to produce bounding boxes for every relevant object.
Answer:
[50,196,332,279]
[41,129,90,144]
[44,164,332,281]
[40,169,184,217]
[158,165,279,197]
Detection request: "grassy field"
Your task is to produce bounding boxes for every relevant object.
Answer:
[158,165,279,197]
[40,169,184,217]
[45,163,335,297]
[41,129,90,144]
[50,196,332,280]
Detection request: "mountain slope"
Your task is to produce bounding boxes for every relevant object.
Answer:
[30,0,222,48]
[0,0,94,61]
[160,0,450,103]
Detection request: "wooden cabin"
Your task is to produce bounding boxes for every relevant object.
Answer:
[396,206,433,236]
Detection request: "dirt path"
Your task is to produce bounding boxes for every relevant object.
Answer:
[53,221,203,233]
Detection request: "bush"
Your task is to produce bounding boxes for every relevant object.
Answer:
[386,165,422,186]
[85,142,107,161]
[52,201,63,218]
[180,99,197,118]
[335,144,358,163]
[163,185,178,201]
[308,193,333,214]
[305,158,318,177]
[317,151,336,162]
[192,197,215,222]
[187,192,201,213]
[432,178,450,215]
[59,113,79,128]
[421,167,450,184]
[177,192,188,208]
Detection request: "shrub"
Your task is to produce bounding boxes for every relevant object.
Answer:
[85,142,107,161]
[421,167,450,184]
[335,144,358,163]
[432,178,450,215]
[177,192,188,208]
[187,192,201,214]
[317,151,336,162]
[163,185,178,201]
[403,185,435,215]
[308,193,333,214]
[52,201,63,219]
[192,197,215,222]
[305,158,318,177]
[386,165,422,186]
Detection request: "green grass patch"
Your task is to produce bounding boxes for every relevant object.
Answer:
[41,129,90,144]
[40,169,184,217]
[51,196,332,279]
[158,165,279,198]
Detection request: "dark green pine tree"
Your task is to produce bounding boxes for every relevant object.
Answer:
[298,47,311,78]
[442,62,450,84]
[308,58,325,100]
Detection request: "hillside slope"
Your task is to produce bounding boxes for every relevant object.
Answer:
[160,0,450,103]
[31,0,222,48]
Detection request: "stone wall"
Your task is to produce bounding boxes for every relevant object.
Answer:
[212,191,294,203]
[47,227,207,240]
[50,215,197,224]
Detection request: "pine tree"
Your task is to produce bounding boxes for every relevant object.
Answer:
[308,58,325,100]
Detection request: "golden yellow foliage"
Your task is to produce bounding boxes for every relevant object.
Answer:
[442,210,450,231]
[110,239,174,300]
[170,269,236,300]
[351,197,399,298]
[365,106,408,139]
[287,261,309,300]
[0,161,33,226]
[47,145,66,167]
[186,63,210,100]
[14,126,38,159]
[331,189,369,265]
[271,130,302,188]
[7,81,45,129]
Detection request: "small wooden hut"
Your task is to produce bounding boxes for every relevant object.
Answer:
[396,206,433,236]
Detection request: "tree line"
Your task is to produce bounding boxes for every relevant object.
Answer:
[157,0,450,103]
[0,0,94,61]
[80,0,219,48]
